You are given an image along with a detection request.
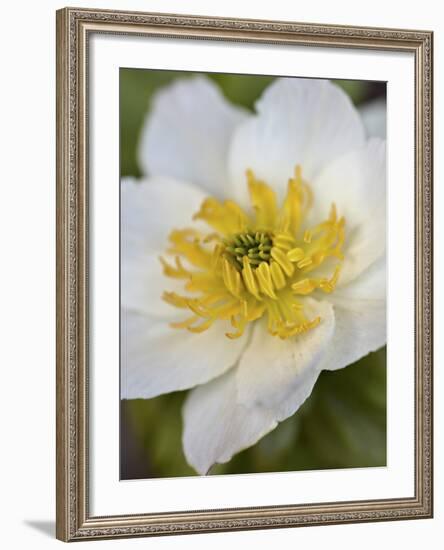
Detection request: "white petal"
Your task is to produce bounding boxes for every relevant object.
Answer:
[359,97,386,139]
[227,78,365,206]
[122,252,187,319]
[182,368,278,475]
[121,176,206,317]
[235,298,335,414]
[319,259,386,372]
[121,309,248,399]
[309,138,386,285]
[182,300,334,474]
[138,76,248,197]
[333,255,386,303]
[121,176,205,260]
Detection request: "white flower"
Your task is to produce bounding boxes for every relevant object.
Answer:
[121,76,386,475]
[359,97,386,139]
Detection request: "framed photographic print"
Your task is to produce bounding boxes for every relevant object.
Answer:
[56,7,433,541]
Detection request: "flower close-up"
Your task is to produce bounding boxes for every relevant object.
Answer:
[121,76,386,475]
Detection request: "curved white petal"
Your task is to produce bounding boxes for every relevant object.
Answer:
[121,176,206,260]
[182,368,278,475]
[359,97,386,139]
[332,255,386,303]
[235,298,335,412]
[309,138,386,285]
[121,176,206,316]
[318,258,386,372]
[138,76,248,197]
[183,299,337,474]
[121,309,248,399]
[122,252,189,319]
[227,78,366,207]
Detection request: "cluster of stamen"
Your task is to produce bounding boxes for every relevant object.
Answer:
[160,166,345,340]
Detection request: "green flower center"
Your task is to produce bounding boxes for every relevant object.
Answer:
[223,232,273,270]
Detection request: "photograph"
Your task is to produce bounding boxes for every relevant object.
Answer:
[120,70,387,479]
[54,7,433,541]
[1,0,439,546]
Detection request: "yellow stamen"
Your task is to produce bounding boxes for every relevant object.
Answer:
[242,256,262,300]
[193,198,250,234]
[247,169,278,229]
[187,318,214,333]
[170,316,200,329]
[162,291,189,309]
[256,262,277,299]
[222,258,243,297]
[270,261,286,290]
[272,233,295,250]
[160,165,346,340]
[297,256,313,269]
[270,247,294,277]
[291,278,318,295]
[160,256,190,279]
[287,247,304,262]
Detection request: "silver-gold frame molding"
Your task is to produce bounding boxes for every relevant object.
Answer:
[56,6,433,542]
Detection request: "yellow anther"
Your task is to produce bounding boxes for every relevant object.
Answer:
[273,232,294,244]
[319,264,342,293]
[162,291,189,309]
[186,299,212,318]
[291,278,317,295]
[222,258,242,297]
[270,261,286,290]
[272,235,294,250]
[270,247,294,277]
[256,262,277,299]
[287,247,305,262]
[159,256,190,279]
[309,251,326,269]
[297,256,313,269]
[170,315,200,329]
[242,256,262,300]
[226,326,245,340]
[187,318,214,333]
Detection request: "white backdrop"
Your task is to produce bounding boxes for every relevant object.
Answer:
[0,0,442,548]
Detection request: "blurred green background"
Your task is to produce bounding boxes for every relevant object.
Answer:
[120,69,387,479]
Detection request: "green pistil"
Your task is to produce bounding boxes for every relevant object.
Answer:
[223,231,273,270]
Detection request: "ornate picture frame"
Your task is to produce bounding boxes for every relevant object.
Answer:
[56,7,433,541]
